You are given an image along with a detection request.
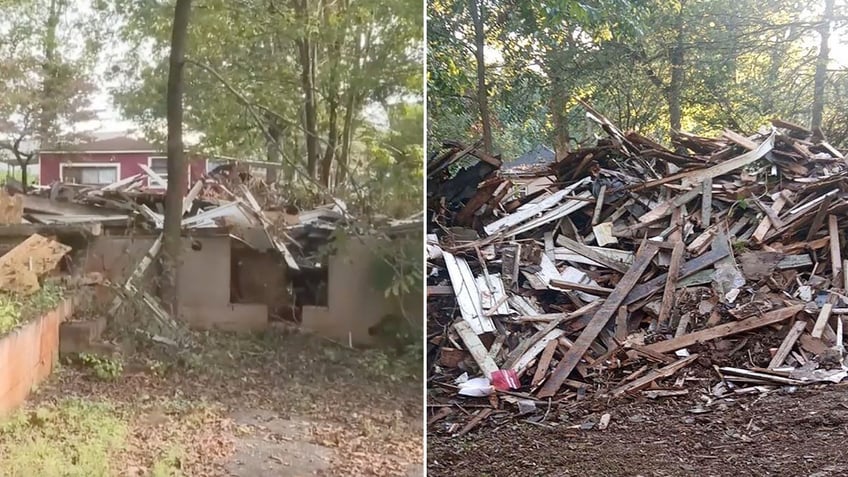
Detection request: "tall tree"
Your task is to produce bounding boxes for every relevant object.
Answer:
[161,0,192,313]
[467,0,493,154]
[0,0,98,191]
[811,0,834,132]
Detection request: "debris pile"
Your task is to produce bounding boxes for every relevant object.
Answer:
[427,102,848,435]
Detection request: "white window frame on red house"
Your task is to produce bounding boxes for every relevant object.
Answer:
[147,156,191,189]
[59,162,121,186]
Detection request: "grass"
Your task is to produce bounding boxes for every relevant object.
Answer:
[0,283,64,336]
[0,399,128,477]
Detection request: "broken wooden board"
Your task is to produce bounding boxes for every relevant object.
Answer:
[610,354,699,397]
[630,131,775,192]
[643,305,805,354]
[0,234,71,295]
[768,320,807,369]
[453,321,499,377]
[538,243,660,398]
[624,244,730,306]
[442,251,495,334]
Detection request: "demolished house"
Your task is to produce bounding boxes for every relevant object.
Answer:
[427,100,848,435]
[0,153,420,349]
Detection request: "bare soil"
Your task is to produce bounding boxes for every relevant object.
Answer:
[428,384,848,477]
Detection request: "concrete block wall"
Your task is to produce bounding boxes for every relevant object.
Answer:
[0,299,73,415]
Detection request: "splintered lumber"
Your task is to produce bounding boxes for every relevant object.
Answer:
[610,354,699,397]
[531,339,559,387]
[0,233,71,295]
[657,241,685,329]
[701,178,712,225]
[557,235,630,273]
[638,187,702,224]
[538,243,660,398]
[643,305,805,354]
[811,304,834,339]
[456,408,493,437]
[624,244,730,306]
[443,251,495,334]
[768,320,807,369]
[718,367,804,386]
[592,185,606,225]
[453,321,499,377]
[829,215,842,282]
[630,131,775,192]
[753,192,789,242]
[805,194,832,241]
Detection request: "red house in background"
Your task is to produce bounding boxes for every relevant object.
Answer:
[38,136,208,189]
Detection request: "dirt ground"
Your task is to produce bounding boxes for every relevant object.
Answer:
[1,329,423,476]
[428,383,848,477]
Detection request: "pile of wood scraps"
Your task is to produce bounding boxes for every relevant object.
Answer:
[427,106,848,436]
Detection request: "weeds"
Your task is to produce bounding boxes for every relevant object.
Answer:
[0,399,127,477]
[0,283,65,336]
[79,353,124,381]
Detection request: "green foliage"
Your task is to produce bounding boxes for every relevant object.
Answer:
[0,399,127,476]
[109,0,423,208]
[78,353,124,381]
[0,284,64,336]
[429,0,847,156]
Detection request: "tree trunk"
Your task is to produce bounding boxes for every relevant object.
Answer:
[467,0,493,154]
[39,0,60,142]
[296,0,319,179]
[335,89,357,189]
[811,0,834,132]
[265,120,282,184]
[668,5,685,133]
[161,0,192,314]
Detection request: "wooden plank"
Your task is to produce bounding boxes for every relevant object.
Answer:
[510,328,566,375]
[657,241,685,330]
[531,339,560,387]
[593,222,618,246]
[719,367,804,386]
[610,354,699,397]
[643,305,805,354]
[456,408,493,437]
[615,307,628,342]
[538,243,660,398]
[592,185,606,226]
[752,196,785,229]
[484,179,590,235]
[453,321,499,377]
[830,215,842,283]
[627,344,675,364]
[722,129,758,150]
[629,131,775,192]
[768,320,807,369]
[805,194,832,241]
[549,279,613,296]
[811,303,834,339]
[752,192,789,242]
[638,187,702,224]
[701,178,712,226]
[442,251,495,334]
[557,235,630,273]
[624,244,730,306]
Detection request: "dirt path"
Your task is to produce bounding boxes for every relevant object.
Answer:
[0,330,423,476]
[428,384,848,477]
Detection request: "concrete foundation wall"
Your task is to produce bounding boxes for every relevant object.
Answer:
[0,299,73,415]
[302,236,424,346]
[178,236,231,307]
[179,304,268,332]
